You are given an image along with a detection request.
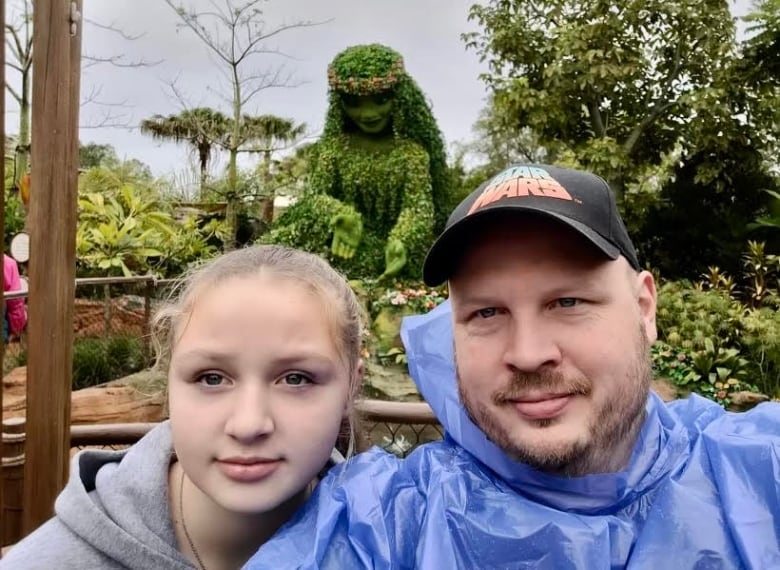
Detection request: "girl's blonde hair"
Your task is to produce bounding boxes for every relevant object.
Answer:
[151,244,365,455]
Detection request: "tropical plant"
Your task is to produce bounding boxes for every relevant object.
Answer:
[651,341,759,408]
[76,168,174,278]
[162,0,319,249]
[4,191,26,248]
[241,115,307,224]
[751,189,780,231]
[140,107,230,199]
[656,241,780,399]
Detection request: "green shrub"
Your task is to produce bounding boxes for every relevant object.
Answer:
[656,281,743,350]
[366,281,448,321]
[4,191,26,249]
[71,335,146,390]
[3,345,28,375]
[656,267,780,401]
[72,338,113,390]
[651,340,760,408]
[739,306,780,397]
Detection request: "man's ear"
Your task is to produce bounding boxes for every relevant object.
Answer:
[635,270,657,343]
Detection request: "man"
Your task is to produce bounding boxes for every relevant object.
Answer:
[246,165,780,569]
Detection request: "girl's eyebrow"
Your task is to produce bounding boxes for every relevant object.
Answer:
[172,348,337,368]
[270,354,338,369]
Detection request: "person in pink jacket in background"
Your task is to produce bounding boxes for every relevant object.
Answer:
[3,254,27,340]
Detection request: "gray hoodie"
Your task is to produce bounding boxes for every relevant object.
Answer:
[0,421,194,569]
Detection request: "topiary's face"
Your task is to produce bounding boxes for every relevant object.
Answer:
[339,91,394,135]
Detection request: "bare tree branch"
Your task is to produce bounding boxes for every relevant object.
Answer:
[161,0,327,248]
[78,85,135,129]
[624,33,693,156]
[83,17,145,41]
[5,25,27,64]
[79,111,136,130]
[237,138,303,154]
[587,100,607,138]
[80,85,133,110]
[82,53,163,69]
[5,60,24,74]
[5,82,22,104]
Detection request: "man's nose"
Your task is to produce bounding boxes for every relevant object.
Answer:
[502,317,562,373]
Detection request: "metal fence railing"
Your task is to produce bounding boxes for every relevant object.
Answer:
[3,400,444,546]
[357,400,444,457]
[3,275,179,388]
[67,401,445,458]
[1,275,444,547]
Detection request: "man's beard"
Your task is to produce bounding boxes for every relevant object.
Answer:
[457,325,653,477]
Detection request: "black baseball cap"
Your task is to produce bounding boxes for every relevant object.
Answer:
[422,164,640,286]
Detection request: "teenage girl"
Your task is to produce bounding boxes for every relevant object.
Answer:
[1,245,364,569]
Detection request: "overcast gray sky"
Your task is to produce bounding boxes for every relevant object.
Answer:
[6,0,755,182]
[71,0,488,181]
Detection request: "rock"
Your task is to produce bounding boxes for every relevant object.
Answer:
[362,366,683,405]
[70,382,166,424]
[651,378,678,402]
[363,360,421,402]
[3,366,166,424]
[727,391,770,412]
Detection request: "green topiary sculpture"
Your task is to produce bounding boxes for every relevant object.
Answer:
[260,44,451,280]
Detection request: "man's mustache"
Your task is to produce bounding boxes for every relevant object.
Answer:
[492,370,591,404]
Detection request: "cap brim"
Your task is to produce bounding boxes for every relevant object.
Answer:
[422,207,621,286]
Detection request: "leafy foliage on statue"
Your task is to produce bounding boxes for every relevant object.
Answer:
[261,44,451,280]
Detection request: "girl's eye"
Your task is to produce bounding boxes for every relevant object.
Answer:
[197,372,226,387]
[282,372,313,387]
[477,307,497,318]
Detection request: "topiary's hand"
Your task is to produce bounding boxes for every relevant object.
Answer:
[380,238,407,279]
[331,212,363,258]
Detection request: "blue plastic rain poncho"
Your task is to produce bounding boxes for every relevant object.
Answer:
[246,300,780,569]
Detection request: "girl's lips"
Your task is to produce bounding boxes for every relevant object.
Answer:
[217,459,281,482]
[512,395,573,420]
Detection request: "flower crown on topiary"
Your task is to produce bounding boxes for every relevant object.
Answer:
[327,44,406,96]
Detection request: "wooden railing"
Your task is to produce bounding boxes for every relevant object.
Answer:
[2,399,442,547]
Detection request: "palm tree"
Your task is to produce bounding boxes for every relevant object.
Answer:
[238,115,307,223]
[140,108,230,199]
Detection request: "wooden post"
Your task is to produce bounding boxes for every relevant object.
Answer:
[22,0,83,533]
[2,419,26,547]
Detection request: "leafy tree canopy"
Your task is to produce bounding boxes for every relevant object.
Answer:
[464,0,737,198]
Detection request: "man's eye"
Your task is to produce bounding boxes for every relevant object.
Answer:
[477,308,497,318]
[282,372,313,386]
[197,372,225,386]
[556,298,579,308]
